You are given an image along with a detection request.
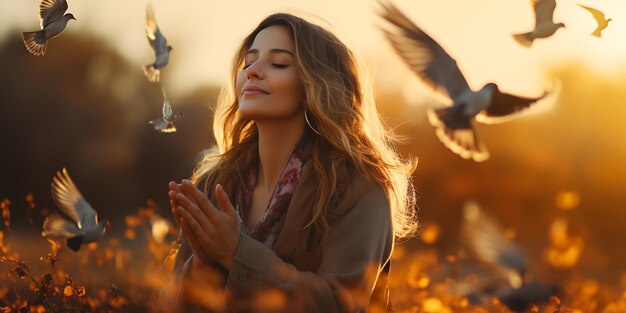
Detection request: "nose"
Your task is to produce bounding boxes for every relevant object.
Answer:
[245,62,264,80]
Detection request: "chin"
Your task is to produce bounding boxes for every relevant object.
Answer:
[238,108,263,120]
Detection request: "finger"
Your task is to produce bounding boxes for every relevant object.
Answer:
[178,206,214,257]
[168,181,180,192]
[169,192,179,209]
[181,180,218,221]
[171,206,183,226]
[169,182,181,208]
[177,206,206,241]
[176,193,213,230]
[215,184,237,219]
[179,218,212,263]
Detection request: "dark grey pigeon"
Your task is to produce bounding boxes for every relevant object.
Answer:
[144,3,172,83]
[21,0,76,56]
[454,201,560,312]
[377,0,553,161]
[42,168,110,251]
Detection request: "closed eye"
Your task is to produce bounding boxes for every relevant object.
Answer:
[242,63,289,70]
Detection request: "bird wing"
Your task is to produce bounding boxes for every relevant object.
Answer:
[39,0,68,28]
[161,88,172,119]
[461,201,528,279]
[51,168,99,229]
[578,4,606,25]
[476,85,548,124]
[533,0,557,25]
[145,4,169,55]
[378,0,470,101]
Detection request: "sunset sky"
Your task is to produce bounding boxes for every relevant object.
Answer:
[2,0,626,101]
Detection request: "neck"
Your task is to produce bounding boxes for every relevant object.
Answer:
[255,113,306,195]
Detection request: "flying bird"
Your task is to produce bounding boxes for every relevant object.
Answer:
[144,3,172,83]
[149,88,183,133]
[42,168,110,251]
[21,0,76,56]
[377,0,551,161]
[461,201,528,287]
[513,0,565,47]
[454,201,559,312]
[578,4,611,38]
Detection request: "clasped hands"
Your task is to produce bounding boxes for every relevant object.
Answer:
[169,180,241,270]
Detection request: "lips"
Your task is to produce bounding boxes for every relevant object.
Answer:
[242,85,269,96]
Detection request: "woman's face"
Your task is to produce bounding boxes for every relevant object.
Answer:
[236,25,304,122]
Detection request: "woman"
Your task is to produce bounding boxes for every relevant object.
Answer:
[160,12,418,313]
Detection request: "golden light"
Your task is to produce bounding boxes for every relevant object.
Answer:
[555,190,581,210]
[545,218,584,268]
[549,218,570,247]
[417,276,430,289]
[423,297,452,313]
[420,223,440,245]
[504,227,517,240]
[150,215,171,244]
[87,242,98,251]
[124,229,136,240]
[124,215,143,228]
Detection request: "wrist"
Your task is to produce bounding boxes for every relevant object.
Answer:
[222,233,241,270]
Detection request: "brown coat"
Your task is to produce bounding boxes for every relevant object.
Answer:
[160,161,394,313]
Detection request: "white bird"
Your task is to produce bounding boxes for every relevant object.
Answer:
[513,0,566,47]
[42,168,110,251]
[377,0,551,161]
[149,88,183,133]
[144,3,172,83]
[578,4,612,38]
[21,0,76,56]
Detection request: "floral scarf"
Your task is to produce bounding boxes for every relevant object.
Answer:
[235,136,313,248]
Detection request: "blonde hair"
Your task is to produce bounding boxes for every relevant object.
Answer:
[192,13,418,239]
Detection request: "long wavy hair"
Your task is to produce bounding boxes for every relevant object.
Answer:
[191,13,418,239]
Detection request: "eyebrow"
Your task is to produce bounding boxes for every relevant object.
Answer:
[246,48,294,57]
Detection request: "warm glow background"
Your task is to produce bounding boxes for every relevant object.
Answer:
[1,0,626,311]
[3,0,626,95]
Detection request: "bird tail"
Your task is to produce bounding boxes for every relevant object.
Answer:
[21,31,47,56]
[512,32,534,48]
[427,108,490,162]
[66,235,83,252]
[42,214,77,237]
[143,64,160,82]
[592,29,602,38]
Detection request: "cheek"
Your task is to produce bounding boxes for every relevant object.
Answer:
[235,72,246,98]
[273,73,304,112]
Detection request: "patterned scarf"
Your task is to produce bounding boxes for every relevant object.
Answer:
[235,136,313,248]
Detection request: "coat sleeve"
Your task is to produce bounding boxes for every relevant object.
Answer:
[225,182,394,312]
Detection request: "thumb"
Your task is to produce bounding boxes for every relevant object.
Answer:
[215,184,237,218]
